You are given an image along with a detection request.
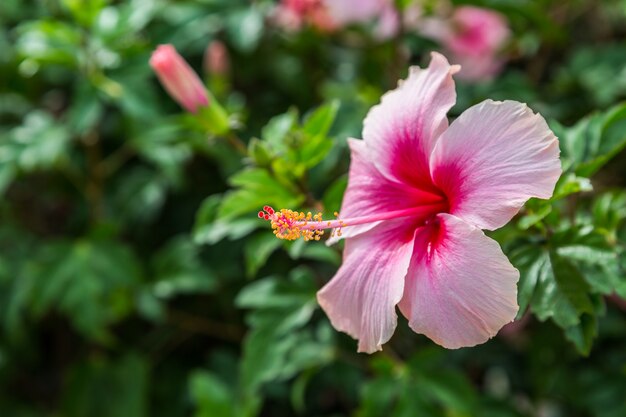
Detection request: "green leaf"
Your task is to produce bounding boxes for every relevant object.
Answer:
[559,44,626,107]
[62,0,108,27]
[298,132,334,169]
[551,173,592,200]
[67,81,104,135]
[553,228,623,296]
[10,238,141,341]
[218,168,303,220]
[322,175,348,214]
[509,243,547,315]
[93,0,158,48]
[511,242,596,329]
[292,242,341,265]
[110,68,162,120]
[16,20,82,67]
[302,100,339,138]
[193,195,260,245]
[189,371,236,417]
[110,166,168,226]
[236,268,333,396]
[593,191,626,234]
[261,109,298,152]
[247,138,273,166]
[0,111,71,194]
[358,351,480,417]
[244,232,283,278]
[226,7,264,52]
[536,252,595,328]
[518,201,552,230]
[131,120,193,182]
[63,354,149,417]
[557,102,626,177]
[564,313,599,356]
[414,368,478,415]
[150,236,217,299]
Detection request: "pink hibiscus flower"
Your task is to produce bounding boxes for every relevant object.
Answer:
[261,53,561,352]
[274,0,398,39]
[420,6,511,81]
[322,0,387,26]
[323,0,399,40]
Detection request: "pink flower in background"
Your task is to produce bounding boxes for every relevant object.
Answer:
[322,0,386,25]
[323,0,399,39]
[204,41,230,77]
[150,44,209,113]
[373,3,400,41]
[274,0,336,32]
[274,0,398,38]
[447,7,509,57]
[421,6,510,81]
[263,53,561,352]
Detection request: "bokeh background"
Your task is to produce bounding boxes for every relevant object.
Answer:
[1,0,626,416]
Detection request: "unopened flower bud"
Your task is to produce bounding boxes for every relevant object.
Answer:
[150,44,209,113]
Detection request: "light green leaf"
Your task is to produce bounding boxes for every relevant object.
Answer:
[150,236,217,299]
[0,111,71,186]
[261,109,298,152]
[189,371,236,417]
[218,168,303,220]
[302,100,339,138]
[244,233,283,278]
[16,20,82,67]
[193,195,260,245]
[62,0,108,27]
[227,7,264,52]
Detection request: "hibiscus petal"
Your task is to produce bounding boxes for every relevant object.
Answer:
[362,52,460,187]
[399,213,519,349]
[430,100,561,230]
[318,220,416,353]
[327,139,444,245]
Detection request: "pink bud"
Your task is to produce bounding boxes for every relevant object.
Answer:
[205,41,230,76]
[150,44,209,113]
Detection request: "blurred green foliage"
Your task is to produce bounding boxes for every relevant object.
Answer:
[1,0,626,416]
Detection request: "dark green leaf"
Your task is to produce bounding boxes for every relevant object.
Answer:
[150,236,217,299]
[243,232,283,278]
[189,371,235,417]
[237,268,332,395]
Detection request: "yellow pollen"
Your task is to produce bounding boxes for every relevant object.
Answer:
[270,208,325,241]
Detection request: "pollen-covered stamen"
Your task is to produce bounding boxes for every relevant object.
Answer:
[260,202,449,241]
[258,206,325,241]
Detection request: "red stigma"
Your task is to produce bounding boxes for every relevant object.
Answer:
[259,205,275,221]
